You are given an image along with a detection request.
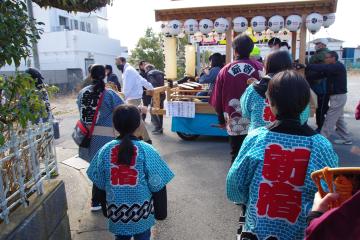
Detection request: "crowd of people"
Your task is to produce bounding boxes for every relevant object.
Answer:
[78,33,358,239]
[21,32,358,240]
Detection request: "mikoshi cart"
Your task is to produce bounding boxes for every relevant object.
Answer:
[151,0,338,141]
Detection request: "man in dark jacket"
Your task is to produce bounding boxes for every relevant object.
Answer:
[145,64,166,134]
[307,51,352,145]
[105,65,121,91]
[307,38,330,131]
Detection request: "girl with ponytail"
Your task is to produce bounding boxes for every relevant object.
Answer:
[87,104,174,240]
[77,64,124,211]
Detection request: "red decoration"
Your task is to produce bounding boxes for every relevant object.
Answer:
[263,144,310,186]
[263,99,276,122]
[111,166,138,186]
[110,145,138,186]
[257,143,311,223]
[257,182,302,223]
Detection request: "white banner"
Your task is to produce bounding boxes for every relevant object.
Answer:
[165,101,196,118]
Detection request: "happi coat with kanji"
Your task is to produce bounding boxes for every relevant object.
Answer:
[77,86,123,160]
[240,82,311,132]
[209,59,263,136]
[226,122,338,240]
[87,140,174,236]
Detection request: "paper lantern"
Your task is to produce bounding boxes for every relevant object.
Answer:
[161,22,170,35]
[185,45,196,77]
[285,15,302,32]
[168,20,182,36]
[306,13,323,34]
[251,16,267,33]
[184,19,199,35]
[323,13,335,28]
[268,15,284,33]
[163,37,177,79]
[199,19,214,34]
[233,17,248,33]
[214,17,229,34]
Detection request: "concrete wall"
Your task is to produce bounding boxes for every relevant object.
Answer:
[0,180,71,240]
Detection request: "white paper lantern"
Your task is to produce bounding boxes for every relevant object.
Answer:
[168,20,182,36]
[233,17,248,33]
[161,22,170,35]
[164,37,177,79]
[285,15,302,32]
[214,17,229,34]
[184,19,199,35]
[268,15,284,33]
[185,45,196,77]
[323,13,335,28]
[306,13,323,34]
[251,16,267,33]
[199,19,214,34]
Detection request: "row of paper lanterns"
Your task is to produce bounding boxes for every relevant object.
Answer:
[161,13,335,36]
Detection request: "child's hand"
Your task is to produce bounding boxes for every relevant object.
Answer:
[247,78,257,85]
[311,192,339,213]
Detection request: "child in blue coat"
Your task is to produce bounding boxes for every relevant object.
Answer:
[87,105,174,240]
[241,51,309,132]
[227,70,338,240]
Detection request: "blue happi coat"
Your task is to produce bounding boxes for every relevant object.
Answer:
[241,84,310,132]
[87,140,174,236]
[77,86,124,160]
[226,125,338,240]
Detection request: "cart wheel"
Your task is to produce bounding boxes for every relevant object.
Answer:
[176,132,199,141]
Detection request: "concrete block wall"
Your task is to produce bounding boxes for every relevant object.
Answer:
[0,180,71,240]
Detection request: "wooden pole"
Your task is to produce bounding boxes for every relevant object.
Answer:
[291,31,297,62]
[225,18,233,64]
[299,15,307,65]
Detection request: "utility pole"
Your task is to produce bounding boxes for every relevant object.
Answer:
[26,0,41,69]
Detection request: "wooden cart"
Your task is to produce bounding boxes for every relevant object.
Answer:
[152,0,338,140]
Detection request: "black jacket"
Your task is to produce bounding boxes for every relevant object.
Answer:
[147,69,165,88]
[306,61,347,95]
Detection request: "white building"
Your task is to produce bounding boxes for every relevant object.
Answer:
[1,4,126,91]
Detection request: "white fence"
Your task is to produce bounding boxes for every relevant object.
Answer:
[0,120,58,224]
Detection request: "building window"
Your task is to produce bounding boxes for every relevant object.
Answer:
[59,16,69,30]
[86,23,91,33]
[74,20,79,30]
[80,21,85,31]
[70,19,74,30]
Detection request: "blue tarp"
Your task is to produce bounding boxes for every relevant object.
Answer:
[171,113,228,137]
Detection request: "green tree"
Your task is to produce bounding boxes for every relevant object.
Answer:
[0,0,57,146]
[129,28,165,71]
[32,0,112,12]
